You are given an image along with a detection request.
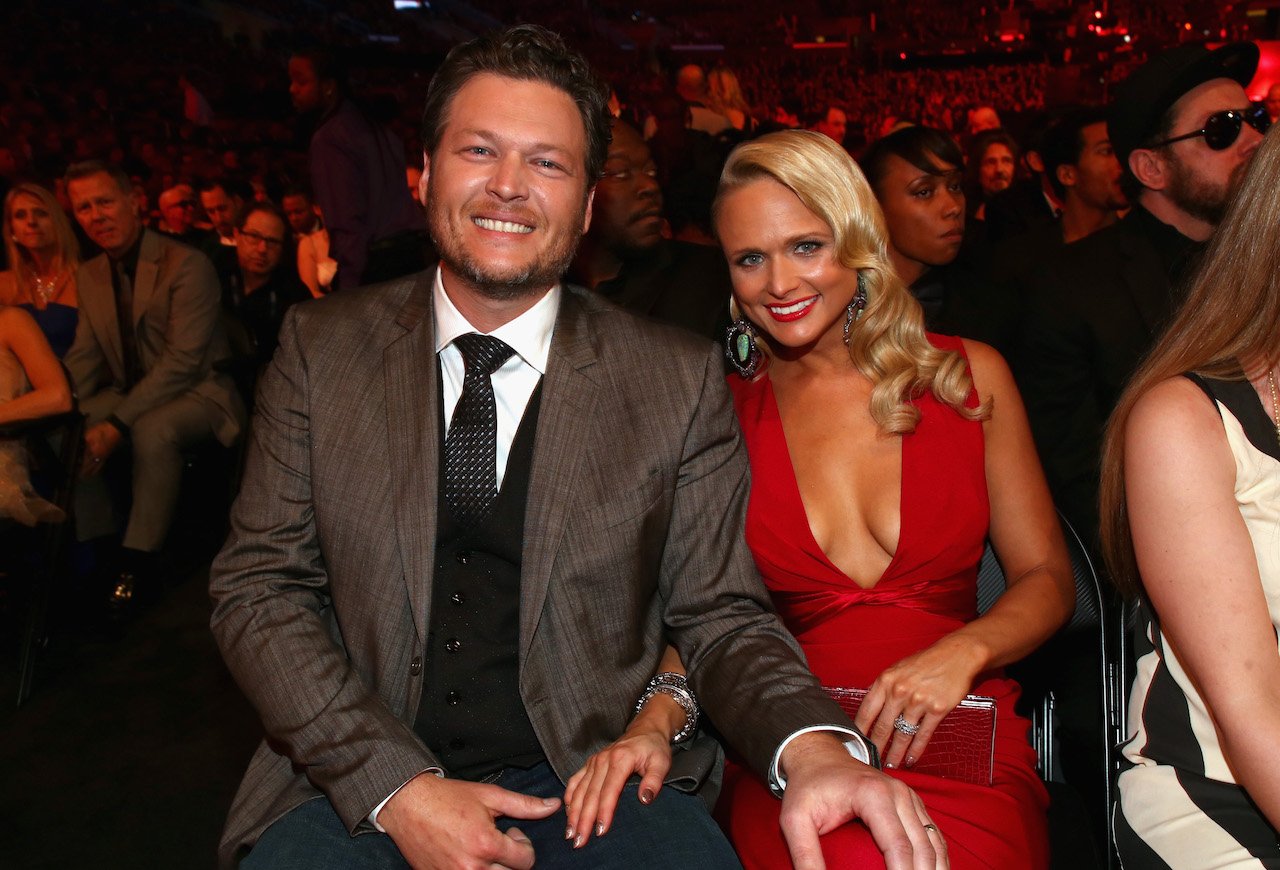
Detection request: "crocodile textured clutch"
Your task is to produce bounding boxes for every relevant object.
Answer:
[822,686,997,786]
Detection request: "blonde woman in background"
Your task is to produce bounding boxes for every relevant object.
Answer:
[0,183,80,357]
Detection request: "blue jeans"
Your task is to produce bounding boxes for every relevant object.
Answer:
[244,762,742,869]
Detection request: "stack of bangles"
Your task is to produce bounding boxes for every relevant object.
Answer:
[635,672,700,744]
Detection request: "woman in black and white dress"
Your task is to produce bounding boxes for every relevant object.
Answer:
[1100,125,1280,867]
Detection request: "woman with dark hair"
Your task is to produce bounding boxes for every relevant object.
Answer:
[288,48,426,290]
[1100,125,1280,866]
[568,130,1069,868]
[860,126,967,332]
[0,183,80,357]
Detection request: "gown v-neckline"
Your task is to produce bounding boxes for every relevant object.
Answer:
[763,375,906,591]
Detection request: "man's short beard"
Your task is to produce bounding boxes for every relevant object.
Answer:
[1163,149,1245,227]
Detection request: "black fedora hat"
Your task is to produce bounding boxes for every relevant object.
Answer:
[1108,41,1258,168]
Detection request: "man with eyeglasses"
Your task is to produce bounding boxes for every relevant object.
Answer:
[1017,41,1265,552]
[567,119,730,341]
[157,183,218,253]
[221,202,310,371]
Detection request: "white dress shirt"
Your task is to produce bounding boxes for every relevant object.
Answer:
[433,268,559,488]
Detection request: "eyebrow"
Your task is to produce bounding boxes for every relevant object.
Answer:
[456,127,579,166]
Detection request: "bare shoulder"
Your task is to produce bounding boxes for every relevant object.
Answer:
[1126,376,1231,472]
[958,337,1014,403]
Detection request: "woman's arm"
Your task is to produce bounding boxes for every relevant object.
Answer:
[562,645,686,848]
[0,306,72,425]
[857,340,1075,767]
[1126,375,1280,829]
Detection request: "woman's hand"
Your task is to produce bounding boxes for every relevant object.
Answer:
[853,633,986,770]
[562,708,676,848]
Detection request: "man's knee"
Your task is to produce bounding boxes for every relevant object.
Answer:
[130,400,217,460]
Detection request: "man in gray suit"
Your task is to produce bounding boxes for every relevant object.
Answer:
[211,26,942,870]
[65,160,244,597]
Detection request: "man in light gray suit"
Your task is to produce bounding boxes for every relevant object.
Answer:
[210,26,943,870]
[64,161,244,596]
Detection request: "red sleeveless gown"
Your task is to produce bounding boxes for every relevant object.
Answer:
[717,335,1049,869]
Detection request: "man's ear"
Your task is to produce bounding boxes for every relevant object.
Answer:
[1128,148,1167,193]
[1056,164,1077,191]
[581,186,595,235]
[418,150,431,207]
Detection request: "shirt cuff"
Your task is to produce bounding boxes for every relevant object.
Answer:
[768,725,878,799]
[368,767,446,832]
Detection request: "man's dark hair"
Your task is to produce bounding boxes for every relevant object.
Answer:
[64,159,132,195]
[292,47,349,97]
[1042,107,1108,199]
[235,200,289,233]
[860,126,963,193]
[1119,104,1179,203]
[419,24,611,182]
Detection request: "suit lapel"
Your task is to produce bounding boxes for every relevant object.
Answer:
[384,273,440,641]
[84,255,125,383]
[132,230,161,330]
[520,290,600,663]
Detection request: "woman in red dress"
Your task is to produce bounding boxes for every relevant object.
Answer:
[567,130,1072,868]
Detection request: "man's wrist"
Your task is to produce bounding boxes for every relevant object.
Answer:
[106,414,130,438]
[370,767,445,833]
[769,725,878,798]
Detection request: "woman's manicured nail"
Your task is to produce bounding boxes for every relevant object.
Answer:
[639,788,655,804]
[564,826,575,841]
[595,821,605,837]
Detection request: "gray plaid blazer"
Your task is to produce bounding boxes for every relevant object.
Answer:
[209,270,848,866]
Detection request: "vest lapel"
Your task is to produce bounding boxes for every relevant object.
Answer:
[520,290,599,663]
[384,273,440,641]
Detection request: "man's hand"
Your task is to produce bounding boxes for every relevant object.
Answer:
[778,732,947,870]
[80,421,123,477]
[378,771,560,870]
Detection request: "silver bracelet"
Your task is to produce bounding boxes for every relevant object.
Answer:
[634,672,700,744]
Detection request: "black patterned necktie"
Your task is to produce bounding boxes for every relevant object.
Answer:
[444,333,516,526]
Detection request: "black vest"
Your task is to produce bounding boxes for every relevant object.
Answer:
[413,377,545,780]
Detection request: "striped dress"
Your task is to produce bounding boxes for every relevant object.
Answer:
[1116,374,1280,868]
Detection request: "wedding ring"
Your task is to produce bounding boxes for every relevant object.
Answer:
[893,714,921,736]
[923,823,939,834]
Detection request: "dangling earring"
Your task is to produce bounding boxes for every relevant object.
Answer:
[725,317,762,379]
[843,272,869,346]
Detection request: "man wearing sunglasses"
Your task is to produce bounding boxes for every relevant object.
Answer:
[1018,40,1263,556]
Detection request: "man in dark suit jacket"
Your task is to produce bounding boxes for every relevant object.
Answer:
[1015,41,1264,547]
[64,161,244,590]
[211,25,942,870]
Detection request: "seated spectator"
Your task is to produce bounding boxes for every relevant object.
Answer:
[221,201,310,370]
[706,65,756,132]
[966,129,1019,223]
[281,186,322,239]
[568,119,731,341]
[199,180,242,247]
[63,161,244,608]
[0,304,72,526]
[156,183,217,252]
[0,183,80,358]
[674,64,732,136]
[810,105,848,148]
[281,186,333,298]
[967,105,1003,137]
[1100,117,1280,869]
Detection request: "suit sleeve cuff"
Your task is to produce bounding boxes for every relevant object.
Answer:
[768,725,878,799]
[368,767,446,833]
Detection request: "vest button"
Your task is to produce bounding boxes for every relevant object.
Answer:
[409,656,422,676]
[445,638,462,653]
[450,591,466,606]
[450,738,466,751]
[455,551,470,565]
[446,691,461,705]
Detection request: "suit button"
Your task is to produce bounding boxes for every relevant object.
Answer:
[446,691,461,705]
[444,638,461,653]
[409,657,422,676]
[450,738,466,751]
[456,551,470,565]
[450,592,465,606]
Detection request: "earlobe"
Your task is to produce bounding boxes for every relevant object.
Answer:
[1056,165,1076,190]
[418,152,431,207]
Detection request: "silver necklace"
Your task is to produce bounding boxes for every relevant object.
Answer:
[31,272,60,306]
[1268,369,1280,447]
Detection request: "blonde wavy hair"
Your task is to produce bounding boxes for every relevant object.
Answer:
[714,130,986,434]
[706,66,751,118]
[3,182,80,301]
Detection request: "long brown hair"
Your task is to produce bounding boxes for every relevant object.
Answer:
[1100,125,1280,597]
[715,129,986,434]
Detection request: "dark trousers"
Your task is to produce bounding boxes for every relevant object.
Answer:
[244,762,742,869]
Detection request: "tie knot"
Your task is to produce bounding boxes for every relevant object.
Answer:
[453,333,515,377]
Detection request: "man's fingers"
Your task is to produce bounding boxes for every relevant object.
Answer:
[493,826,537,870]
[483,784,560,821]
[780,808,828,870]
